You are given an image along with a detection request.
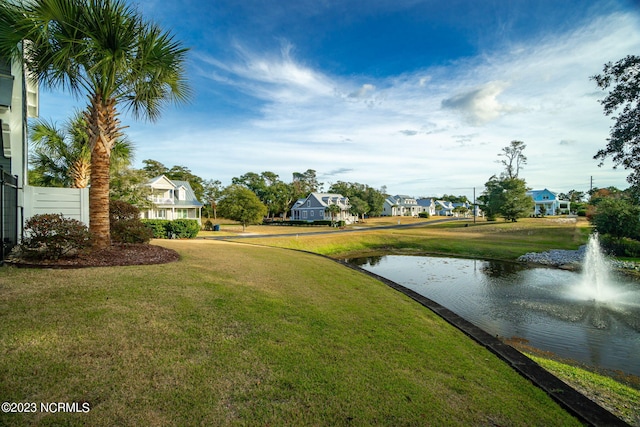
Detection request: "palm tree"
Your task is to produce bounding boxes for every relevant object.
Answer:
[0,0,189,249]
[30,113,133,188]
[327,204,341,223]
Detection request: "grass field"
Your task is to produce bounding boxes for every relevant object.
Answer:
[236,217,591,260]
[0,239,583,426]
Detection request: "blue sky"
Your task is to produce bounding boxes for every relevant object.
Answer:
[38,0,640,200]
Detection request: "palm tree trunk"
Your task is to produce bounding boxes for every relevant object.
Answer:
[70,159,90,188]
[86,94,122,250]
[89,143,110,249]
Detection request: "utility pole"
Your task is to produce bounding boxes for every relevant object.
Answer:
[473,187,476,224]
[590,176,593,194]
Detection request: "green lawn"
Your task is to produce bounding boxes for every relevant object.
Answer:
[0,239,581,426]
[239,217,591,259]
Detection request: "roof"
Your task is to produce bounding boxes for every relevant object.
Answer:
[293,193,350,209]
[146,175,203,207]
[172,180,203,206]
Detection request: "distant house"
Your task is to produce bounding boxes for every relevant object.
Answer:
[141,175,203,223]
[434,200,455,216]
[416,198,436,216]
[527,189,570,215]
[290,192,356,224]
[382,195,421,216]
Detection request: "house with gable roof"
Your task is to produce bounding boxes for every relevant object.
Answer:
[382,195,422,216]
[141,175,203,223]
[290,192,356,224]
[526,189,570,216]
[416,198,437,216]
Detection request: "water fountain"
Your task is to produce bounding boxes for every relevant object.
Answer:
[575,233,620,302]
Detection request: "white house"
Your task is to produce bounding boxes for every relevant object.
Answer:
[382,195,422,216]
[290,192,357,224]
[141,175,203,223]
[527,189,570,216]
[416,198,436,216]
[2,45,92,262]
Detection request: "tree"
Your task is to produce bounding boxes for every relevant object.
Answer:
[0,0,190,249]
[202,179,222,219]
[292,169,322,198]
[499,178,534,222]
[452,205,469,217]
[498,140,527,179]
[478,176,533,222]
[30,113,132,188]
[349,196,369,220]
[217,185,267,231]
[477,176,503,221]
[328,181,385,217]
[590,197,640,240]
[326,203,341,223]
[232,171,294,219]
[592,55,640,192]
[109,167,152,209]
[441,194,470,204]
[142,159,169,178]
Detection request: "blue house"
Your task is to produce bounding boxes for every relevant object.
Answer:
[526,189,570,216]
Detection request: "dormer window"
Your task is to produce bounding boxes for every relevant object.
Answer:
[176,186,186,201]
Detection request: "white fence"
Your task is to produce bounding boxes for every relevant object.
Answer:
[24,185,89,225]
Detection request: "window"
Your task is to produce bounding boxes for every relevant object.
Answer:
[0,57,10,76]
[310,210,314,217]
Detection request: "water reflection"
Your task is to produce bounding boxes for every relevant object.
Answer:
[347,254,640,377]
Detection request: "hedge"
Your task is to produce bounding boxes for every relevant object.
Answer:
[168,219,200,238]
[141,219,200,239]
[263,220,345,227]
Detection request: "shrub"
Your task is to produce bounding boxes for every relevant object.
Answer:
[110,200,140,223]
[19,213,92,260]
[167,219,200,238]
[203,220,214,231]
[110,200,152,244]
[112,219,153,244]
[418,212,430,218]
[141,219,171,238]
[599,235,640,257]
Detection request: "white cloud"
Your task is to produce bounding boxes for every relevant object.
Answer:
[441,81,514,125]
[348,83,376,98]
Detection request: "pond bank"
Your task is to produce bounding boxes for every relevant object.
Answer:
[518,245,640,272]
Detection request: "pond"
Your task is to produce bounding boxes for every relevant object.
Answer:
[346,254,640,377]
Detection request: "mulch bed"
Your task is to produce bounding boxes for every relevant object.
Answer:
[5,244,180,269]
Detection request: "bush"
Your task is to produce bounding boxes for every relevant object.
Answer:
[112,219,153,244]
[599,235,640,257]
[110,200,152,244]
[418,212,430,218]
[18,213,92,260]
[167,219,200,238]
[203,220,214,231]
[110,200,140,223]
[141,219,171,238]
